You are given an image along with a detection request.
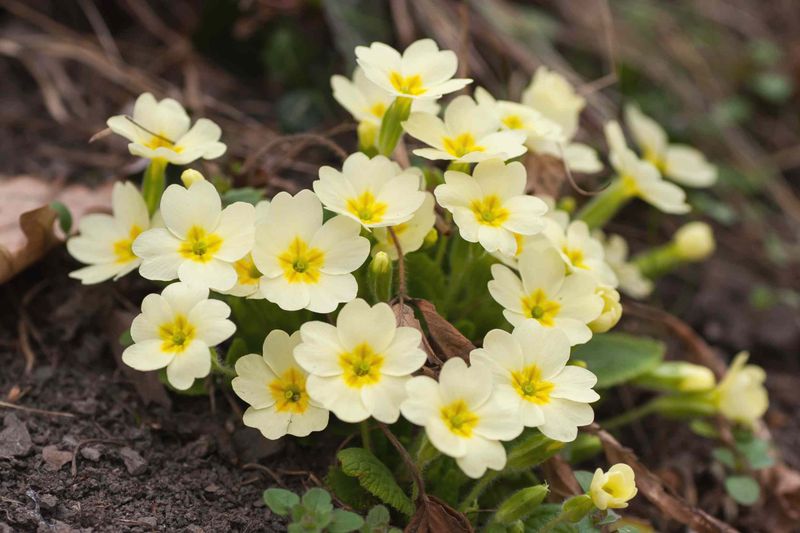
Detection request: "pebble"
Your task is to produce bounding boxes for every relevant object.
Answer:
[80,446,102,462]
[42,445,73,471]
[0,414,32,459]
[119,447,147,475]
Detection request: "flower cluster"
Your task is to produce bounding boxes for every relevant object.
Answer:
[64,36,757,516]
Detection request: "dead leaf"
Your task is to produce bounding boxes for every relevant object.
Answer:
[757,464,800,531]
[541,455,582,500]
[413,299,474,362]
[391,302,440,366]
[404,495,473,533]
[0,206,59,284]
[106,309,171,409]
[588,425,739,533]
[524,153,566,197]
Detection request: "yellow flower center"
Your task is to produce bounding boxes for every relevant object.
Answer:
[339,343,383,388]
[144,133,183,152]
[442,132,484,158]
[620,174,639,195]
[233,254,262,286]
[643,147,667,173]
[440,399,479,438]
[369,102,387,118]
[562,246,588,269]
[269,367,310,414]
[521,289,561,327]
[158,315,196,354]
[602,475,628,498]
[389,72,426,96]
[511,364,555,404]
[113,225,142,263]
[346,191,388,225]
[470,195,510,227]
[502,114,524,129]
[278,237,325,284]
[178,226,223,263]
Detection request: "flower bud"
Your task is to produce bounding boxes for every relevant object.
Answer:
[714,352,768,426]
[673,222,715,261]
[422,228,438,250]
[588,286,622,333]
[367,251,393,302]
[181,169,206,188]
[561,494,594,522]
[635,361,716,392]
[494,485,548,525]
[357,121,378,152]
[589,464,637,510]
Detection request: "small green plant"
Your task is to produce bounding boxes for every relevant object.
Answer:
[263,487,369,533]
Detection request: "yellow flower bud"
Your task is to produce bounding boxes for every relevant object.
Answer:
[422,228,438,249]
[714,352,768,426]
[673,222,715,261]
[357,120,378,151]
[181,169,206,188]
[589,463,637,510]
[588,286,622,333]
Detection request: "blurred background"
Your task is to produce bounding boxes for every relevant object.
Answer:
[1,1,799,530]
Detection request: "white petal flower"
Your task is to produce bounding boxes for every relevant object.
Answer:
[588,285,622,333]
[400,358,523,478]
[314,152,426,228]
[355,39,471,100]
[106,93,226,165]
[474,87,565,146]
[295,299,427,424]
[470,323,599,442]
[251,190,369,314]
[594,231,653,299]
[714,352,768,426]
[434,159,547,255]
[232,330,329,439]
[403,95,527,163]
[488,247,603,345]
[220,200,271,298]
[605,121,690,214]
[590,464,638,510]
[67,181,150,284]
[537,220,618,287]
[522,67,585,140]
[492,195,570,269]
[132,180,255,292]
[625,105,716,188]
[122,282,235,390]
[372,193,436,260]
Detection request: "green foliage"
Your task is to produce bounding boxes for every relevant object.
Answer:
[221,187,263,206]
[735,433,774,469]
[571,333,665,388]
[321,0,393,72]
[505,430,565,471]
[711,447,736,469]
[573,470,594,492]
[424,455,471,505]
[493,485,548,525]
[360,505,401,533]
[524,504,577,533]
[405,253,447,303]
[724,475,760,506]
[337,447,414,516]
[225,337,250,367]
[326,466,379,512]
[50,201,72,234]
[263,487,366,533]
[562,434,602,464]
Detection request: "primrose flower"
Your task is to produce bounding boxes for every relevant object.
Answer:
[132,180,255,292]
[403,96,527,163]
[400,358,523,478]
[106,92,225,165]
[470,323,598,442]
[474,87,565,146]
[122,282,235,390]
[588,285,622,333]
[67,181,149,284]
[331,67,439,147]
[606,121,690,214]
[537,220,618,287]
[252,190,369,313]
[714,352,768,426]
[521,67,602,173]
[488,247,603,345]
[223,201,271,298]
[295,299,427,423]
[232,330,329,440]
[355,39,471,100]
[314,152,426,228]
[372,193,436,260]
[625,105,716,187]
[589,464,638,510]
[434,159,547,255]
[596,231,653,299]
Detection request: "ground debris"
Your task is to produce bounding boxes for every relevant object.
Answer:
[118,447,147,476]
[42,445,73,471]
[0,413,32,458]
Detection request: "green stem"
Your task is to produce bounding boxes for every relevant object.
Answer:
[378,97,412,156]
[539,513,569,533]
[360,421,373,453]
[600,398,661,430]
[142,158,168,216]
[632,242,682,279]
[458,469,499,512]
[575,179,632,229]
[210,349,236,378]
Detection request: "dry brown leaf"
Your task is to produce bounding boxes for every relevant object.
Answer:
[524,153,567,197]
[413,299,475,363]
[391,302,440,366]
[542,455,582,500]
[588,425,739,533]
[0,176,114,284]
[404,495,473,533]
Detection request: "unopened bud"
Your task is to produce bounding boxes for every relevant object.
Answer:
[634,361,716,393]
[673,222,715,261]
[588,286,622,333]
[494,485,549,525]
[181,169,206,188]
[357,121,378,152]
[367,251,393,302]
[422,228,439,249]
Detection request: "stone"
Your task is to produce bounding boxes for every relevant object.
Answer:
[0,414,32,459]
[42,445,73,471]
[119,447,147,475]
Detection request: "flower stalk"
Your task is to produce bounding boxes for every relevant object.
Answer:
[142,158,168,215]
[575,179,631,229]
[377,96,412,156]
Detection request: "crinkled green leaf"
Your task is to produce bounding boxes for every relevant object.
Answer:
[725,475,760,505]
[328,509,364,533]
[326,466,377,512]
[405,253,447,302]
[524,504,578,532]
[337,447,413,516]
[303,487,333,514]
[263,488,300,516]
[571,333,665,388]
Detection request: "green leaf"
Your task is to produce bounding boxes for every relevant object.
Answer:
[363,505,390,528]
[596,509,620,526]
[326,466,377,512]
[302,488,333,514]
[494,485,548,524]
[563,434,602,464]
[221,187,263,206]
[506,430,565,471]
[328,509,364,533]
[119,329,133,348]
[524,504,578,532]
[49,201,72,234]
[571,333,665,388]
[689,419,719,439]
[263,488,300,516]
[736,436,774,469]
[724,475,760,505]
[405,253,446,302]
[225,337,250,367]
[573,471,594,493]
[337,447,414,516]
[711,448,736,469]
